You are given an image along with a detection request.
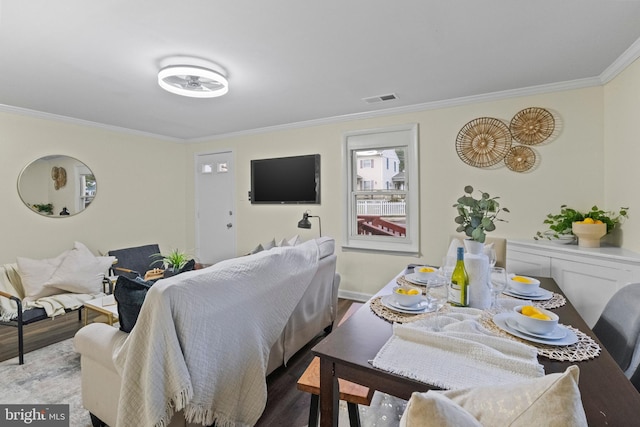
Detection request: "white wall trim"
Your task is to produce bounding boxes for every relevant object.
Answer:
[0,103,183,143]
[338,289,372,303]
[189,77,602,143]
[600,37,640,84]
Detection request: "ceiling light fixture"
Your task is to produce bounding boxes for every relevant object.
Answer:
[158,65,229,98]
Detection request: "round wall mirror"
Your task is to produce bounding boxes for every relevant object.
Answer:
[17,155,96,217]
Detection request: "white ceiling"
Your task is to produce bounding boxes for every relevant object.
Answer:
[1,0,640,141]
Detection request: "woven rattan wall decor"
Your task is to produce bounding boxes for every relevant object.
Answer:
[504,145,536,172]
[509,107,555,145]
[455,117,512,168]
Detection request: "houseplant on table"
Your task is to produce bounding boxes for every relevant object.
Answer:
[151,248,193,278]
[534,205,629,247]
[453,185,509,309]
[453,185,510,246]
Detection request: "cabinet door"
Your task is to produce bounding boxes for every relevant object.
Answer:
[506,251,551,277]
[551,259,635,327]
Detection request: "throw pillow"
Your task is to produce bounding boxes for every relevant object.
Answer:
[400,392,481,427]
[17,250,69,303]
[400,366,586,427]
[45,242,115,295]
[249,243,264,255]
[113,275,155,333]
[262,238,276,251]
[288,234,301,246]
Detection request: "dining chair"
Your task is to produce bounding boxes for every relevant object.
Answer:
[592,282,640,391]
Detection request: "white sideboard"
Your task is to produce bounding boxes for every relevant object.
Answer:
[506,239,640,327]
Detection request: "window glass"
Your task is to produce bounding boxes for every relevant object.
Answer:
[343,124,419,254]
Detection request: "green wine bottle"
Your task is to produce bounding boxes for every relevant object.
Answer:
[449,247,469,307]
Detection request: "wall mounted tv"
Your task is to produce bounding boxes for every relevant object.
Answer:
[251,154,320,204]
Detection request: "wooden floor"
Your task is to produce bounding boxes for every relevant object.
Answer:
[0,299,356,427]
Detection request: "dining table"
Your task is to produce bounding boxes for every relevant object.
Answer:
[311,267,640,427]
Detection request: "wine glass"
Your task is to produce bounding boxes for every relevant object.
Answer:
[440,256,456,284]
[429,282,448,332]
[487,247,497,268]
[487,267,508,311]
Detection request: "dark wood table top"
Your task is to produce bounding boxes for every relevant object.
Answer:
[312,270,640,426]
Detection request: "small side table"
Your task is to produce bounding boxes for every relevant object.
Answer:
[84,295,118,326]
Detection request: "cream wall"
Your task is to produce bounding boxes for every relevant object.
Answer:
[604,57,640,251]
[186,86,607,298]
[3,67,634,299]
[0,112,188,264]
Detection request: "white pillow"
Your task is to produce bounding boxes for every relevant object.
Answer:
[400,366,587,427]
[44,242,114,295]
[17,251,69,302]
[263,238,276,251]
[277,238,290,247]
[288,235,301,246]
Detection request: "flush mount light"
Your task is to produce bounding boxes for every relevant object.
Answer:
[158,65,229,98]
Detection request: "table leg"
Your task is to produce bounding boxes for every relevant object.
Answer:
[319,357,339,427]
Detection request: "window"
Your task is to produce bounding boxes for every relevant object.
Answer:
[343,124,419,254]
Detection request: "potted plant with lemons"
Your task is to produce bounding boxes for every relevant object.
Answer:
[535,205,628,247]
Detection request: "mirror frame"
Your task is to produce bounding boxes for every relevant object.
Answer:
[17,155,97,218]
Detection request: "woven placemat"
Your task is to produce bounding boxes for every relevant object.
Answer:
[501,292,566,310]
[370,296,449,324]
[370,297,600,362]
[396,275,426,288]
[479,312,601,362]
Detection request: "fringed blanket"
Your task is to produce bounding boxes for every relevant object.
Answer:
[0,263,97,321]
[113,240,321,427]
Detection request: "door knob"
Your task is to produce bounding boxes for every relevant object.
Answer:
[226,223,233,229]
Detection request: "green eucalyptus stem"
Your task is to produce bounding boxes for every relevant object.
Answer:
[453,185,509,243]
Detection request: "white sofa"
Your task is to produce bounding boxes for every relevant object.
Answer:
[74,237,339,427]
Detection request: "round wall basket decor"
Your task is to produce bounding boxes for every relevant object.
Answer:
[456,117,512,168]
[510,107,555,145]
[505,145,536,172]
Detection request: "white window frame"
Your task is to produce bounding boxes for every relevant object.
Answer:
[342,124,419,254]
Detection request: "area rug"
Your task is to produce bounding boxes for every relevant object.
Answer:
[0,339,407,427]
[0,338,91,427]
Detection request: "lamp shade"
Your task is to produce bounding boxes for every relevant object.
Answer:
[298,213,312,229]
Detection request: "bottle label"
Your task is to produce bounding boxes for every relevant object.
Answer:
[449,280,468,306]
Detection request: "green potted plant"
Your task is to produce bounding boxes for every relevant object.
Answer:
[32,203,53,215]
[453,185,509,245]
[151,249,192,277]
[535,205,629,244]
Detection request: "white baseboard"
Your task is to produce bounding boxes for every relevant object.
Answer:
[338,289,372,303]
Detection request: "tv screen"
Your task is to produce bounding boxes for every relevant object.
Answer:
[251,154,320,204]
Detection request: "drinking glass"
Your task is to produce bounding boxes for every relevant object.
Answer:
[429,286,448,332]
[487,267,508,311]
[487,247,497,268]
[440,256,456,284]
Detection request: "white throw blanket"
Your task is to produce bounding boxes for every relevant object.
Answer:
[113,240,321,427]
[372,308,544,390]
[0,263,97,320]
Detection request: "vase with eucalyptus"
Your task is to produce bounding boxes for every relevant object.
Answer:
[453,185,509,309]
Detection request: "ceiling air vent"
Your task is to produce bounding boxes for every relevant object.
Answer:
[362,93,398,104]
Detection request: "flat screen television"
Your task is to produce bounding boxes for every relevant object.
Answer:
[251,154,320,204]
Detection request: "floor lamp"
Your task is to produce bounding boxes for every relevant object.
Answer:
[297,211,322,237]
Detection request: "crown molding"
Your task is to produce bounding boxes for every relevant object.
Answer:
[0,103,183,143]
[189,76,602,143]
[600,36,640,84]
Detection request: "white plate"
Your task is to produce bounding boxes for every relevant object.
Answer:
[503,287,553,301]
[493,313,578,346]
[403,272,429,285]
[505,317,567,340]
[381,295,435,314]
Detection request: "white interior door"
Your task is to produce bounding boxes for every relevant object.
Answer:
[195,151,236,264]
